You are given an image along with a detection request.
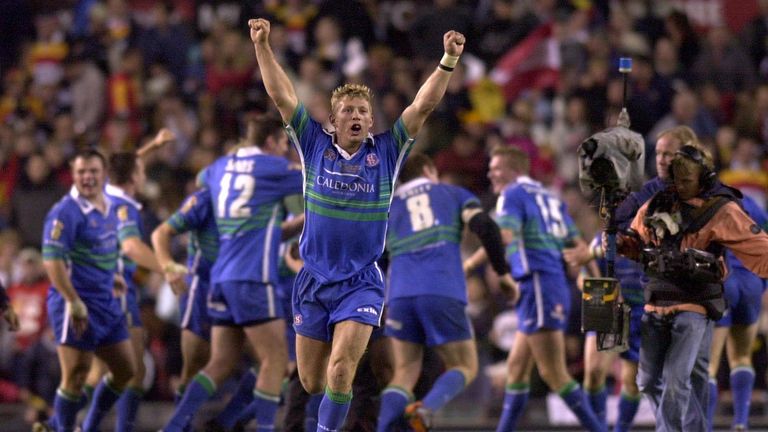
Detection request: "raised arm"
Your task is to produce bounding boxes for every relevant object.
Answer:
[401,30,465,136]
[249,18,299,123]
[136,128,175,160]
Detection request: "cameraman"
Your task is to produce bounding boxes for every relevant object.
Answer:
[565,125,697,431]
[615,144,768,431]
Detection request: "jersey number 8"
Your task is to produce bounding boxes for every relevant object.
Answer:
[406,193,435,231]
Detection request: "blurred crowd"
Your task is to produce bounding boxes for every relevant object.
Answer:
[2,0,768,426]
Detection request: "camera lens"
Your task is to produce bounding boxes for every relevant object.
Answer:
[589,157,618,187]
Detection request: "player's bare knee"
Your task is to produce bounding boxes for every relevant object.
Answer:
[537,366,567,390]
[326,359,356,390]
[263,343,289,366]
[63,364,90,392]
[299,372,324,394]
[447,351,478,383]
[110,366,134,389]
[132,360,147,383]
[203,360,235,384]
[622,377,639,396]
[71,361,91,382]
[585,368,605,389]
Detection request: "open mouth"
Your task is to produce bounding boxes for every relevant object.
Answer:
[351,124,362,133]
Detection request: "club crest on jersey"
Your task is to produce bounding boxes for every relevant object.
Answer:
[365,153,379,167]
[117,205,129,221]
[181,196,197,214]
[324,148,337,161]
[50,220,64,240]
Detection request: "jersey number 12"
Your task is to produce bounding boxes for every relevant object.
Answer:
[218,173,255,218]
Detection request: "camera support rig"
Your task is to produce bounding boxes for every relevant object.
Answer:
[579,57,638,352]
[581,186,631,352]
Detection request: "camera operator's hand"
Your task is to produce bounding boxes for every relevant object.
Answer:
[606,229,643,261]
[564,241,592,266]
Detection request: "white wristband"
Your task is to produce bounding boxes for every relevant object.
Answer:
[440,53,459,69]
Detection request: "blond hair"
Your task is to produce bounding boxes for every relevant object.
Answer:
[671,142,715,177]
[330,84,373,114]
[491,145,530,174]
[657,125,698,147]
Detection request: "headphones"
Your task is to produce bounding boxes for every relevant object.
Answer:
[668,144,717,190]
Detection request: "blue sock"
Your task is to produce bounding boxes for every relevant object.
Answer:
[559,381,606,432]
[422,369,466,411]
[587,386,607,426]
[707,378,717,432]
[249,389,281,431]
[215,368,257,429]
[53,388,82,432]
[115,386,143,432]
[164,372,217,432]
[377,386,412,432]
[317,387,352,432]
[49,390,88,431]
[731,366,755,429]
[495,383,529,432]
[173,385,185,406]
[305,393,323,431]
[83,384,95,402]
[82,378,123,432]
[614,392,641,432]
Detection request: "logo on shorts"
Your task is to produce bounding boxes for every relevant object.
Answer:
[385,318,402,330]
[356,306,379,316]
[551,304,565,321]
[293,314,303,326]
[324,148,337,161]
[365,154,379,167]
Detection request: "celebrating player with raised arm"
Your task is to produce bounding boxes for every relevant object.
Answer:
[249,17,465,431]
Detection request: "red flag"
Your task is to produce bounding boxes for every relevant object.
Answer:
[490,23,560,101]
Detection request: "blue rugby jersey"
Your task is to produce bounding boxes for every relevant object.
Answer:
[387,178,479,302]
[105,184,145,289]
[166,188,219,282]
[285,103,415,283]
[200,147,303,284]
[42,187,120,300]
[495,176,579,280]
